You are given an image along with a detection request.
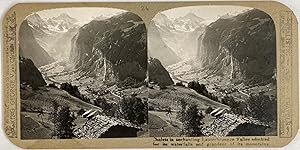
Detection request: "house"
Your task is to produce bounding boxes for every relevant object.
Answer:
[210,108,228,117]
[201,113,269,137]
[82,109,102,119]
[73,115,142,138]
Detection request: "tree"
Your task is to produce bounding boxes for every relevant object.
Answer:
[175,82,185,87]
[221,95,247,115]
[49,101,59,138]
[48,83,58,88]
[94,97,113,116]
[119,95,148,125]
[177,99,188,123]
[248,93,277,123]
[54,106,76,139]
[182,104,204,136]
[60,82,90,103]
[159,84,167,90]
[77,108,86,116]
[205,106,213,114]
[187,81,210,98]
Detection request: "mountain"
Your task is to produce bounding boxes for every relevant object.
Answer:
[47,13,78,32]
[148,21,181,67]
[69,12,147,84]
[152,13,206,60]
[174,13,205,31]
[19,20,55,67]
[196,9,276,85]
[148,57,174,86]
[26,13,79,59]
[52,13,78,24]
[26,13,49,30]
[94,15,108,21]
[20,57,46,88]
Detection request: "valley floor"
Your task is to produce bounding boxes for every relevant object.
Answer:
[21,59,149,139]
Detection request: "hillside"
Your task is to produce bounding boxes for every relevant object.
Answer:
[148,57,174,86]
[20,57,46,88]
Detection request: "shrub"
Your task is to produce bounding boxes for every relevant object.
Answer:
[205,106,213,114]
[60,82,90,103]
[188,81,211,99]
[48,83,58,88]
[248,93,277,123]
[221,95,247,115]
[119,95,148,125]
[148,105,154,111]
[175,82,185,87]
[116,77,138,88]
[94,97,113,116]
[159,85,167,90]
[77,108,86,116]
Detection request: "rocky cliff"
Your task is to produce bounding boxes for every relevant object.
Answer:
[148,57,174,86]
[69,12,147,84]
[148,21,181,67]
[151,13,206,60]
[197,9,276,85]
[19,20,54,67]
[20,57,46,88]
[26,13,79,59]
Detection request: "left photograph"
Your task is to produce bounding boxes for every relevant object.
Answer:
[19,8,148,139]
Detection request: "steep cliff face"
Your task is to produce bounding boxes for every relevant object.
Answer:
[19,20,55,67]
[148,57,174,86]
[20,57,46,88]
[26,13,79,59]
[69,12,147,84]
[148,21,181,67]
[151,13,206,60]
[197,9,276,84]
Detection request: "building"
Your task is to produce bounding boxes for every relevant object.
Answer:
[74,115,142,138]
[202,112,269,137]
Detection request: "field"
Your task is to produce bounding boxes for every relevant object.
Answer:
[148,85,229,137]
[149,85,229,111]
[21,82,149,139]
[20,86,103,139]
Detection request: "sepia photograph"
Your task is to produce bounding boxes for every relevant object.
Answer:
[19,7,148,139]
[2,1,298,148]
[148,6,277,137]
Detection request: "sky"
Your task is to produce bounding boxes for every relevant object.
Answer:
[33,6,252,25]
[161,5,252,21]
[36,7,126,24]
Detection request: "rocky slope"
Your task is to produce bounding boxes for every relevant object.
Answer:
[148,57,174,86]
[19,20,55,67]
[196,9,276,85]
[69,12,147,84]
[20,57,46,88]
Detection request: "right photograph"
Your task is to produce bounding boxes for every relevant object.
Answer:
[148,6,277,137]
